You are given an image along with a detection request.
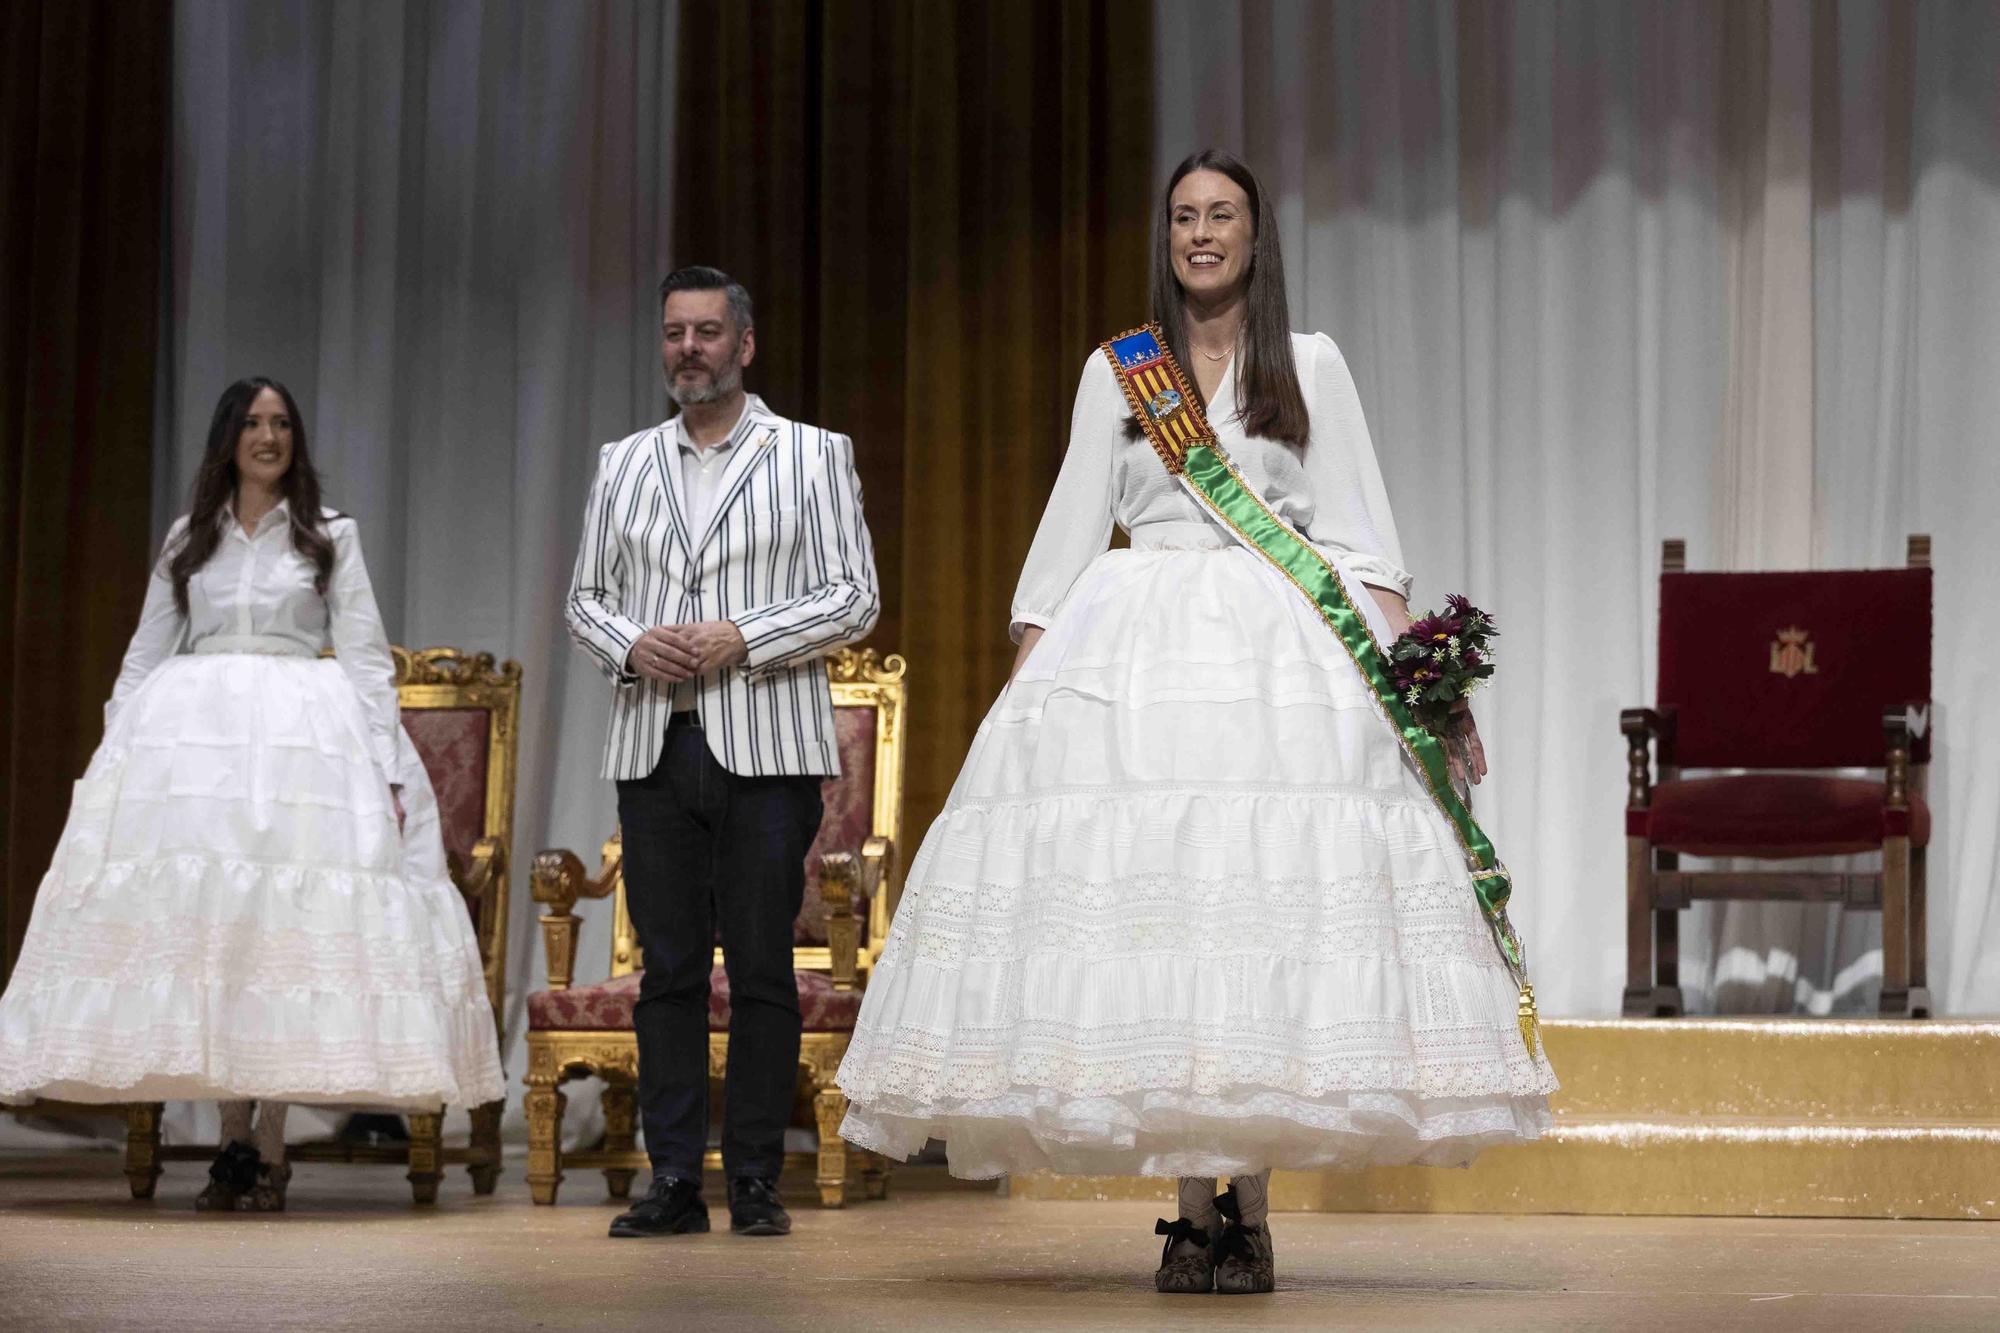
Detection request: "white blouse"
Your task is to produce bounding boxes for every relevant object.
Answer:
[1009,332,1413,640]
[109,503,403,784]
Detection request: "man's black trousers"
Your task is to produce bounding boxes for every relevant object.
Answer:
[616,714,823,1182]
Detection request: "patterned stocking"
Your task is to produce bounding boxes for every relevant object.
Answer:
[251,1101,289,1166]
[218,1100,254,1149]
[1177,1176,1222,1239]
[1230,1169,1271,1227]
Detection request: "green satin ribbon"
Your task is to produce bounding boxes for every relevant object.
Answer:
[1179,442,1528,977]
[1101,320,1539,1053]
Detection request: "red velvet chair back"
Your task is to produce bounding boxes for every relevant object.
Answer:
[1657,567,1931,769]
[402,707,493,864]
[392,647,522,1020]
[794,705,878,946]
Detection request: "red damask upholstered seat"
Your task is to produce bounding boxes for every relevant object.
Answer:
[1632,773,1932,858]
[525,967,866,1034]
[526,972,639,1032]
[1621,541,1934,1018]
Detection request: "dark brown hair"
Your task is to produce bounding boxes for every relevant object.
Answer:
[166,377,335,616]
[1150,148,1309,447]
[658,264,754,333]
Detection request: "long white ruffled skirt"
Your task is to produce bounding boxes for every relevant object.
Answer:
[0,654,505,1110]
[836,540,1556,1178]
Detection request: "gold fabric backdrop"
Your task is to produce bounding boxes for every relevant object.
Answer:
[675,0,1155,844]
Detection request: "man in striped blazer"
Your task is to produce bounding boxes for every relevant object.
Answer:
[566,266,879,1240]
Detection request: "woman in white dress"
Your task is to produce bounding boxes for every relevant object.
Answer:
[836,151,1556,1293]
[0,377,504,1210]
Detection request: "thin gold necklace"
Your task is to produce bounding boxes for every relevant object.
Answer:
[1190,337,1234,362]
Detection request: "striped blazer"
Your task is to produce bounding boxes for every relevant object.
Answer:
[566,395,880,780]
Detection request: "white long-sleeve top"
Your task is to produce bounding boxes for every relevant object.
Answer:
[1009,332,1413,640]
[110,502,404,784]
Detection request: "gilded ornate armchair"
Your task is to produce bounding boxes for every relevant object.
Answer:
[1621,539,1933,1017]
[524,648,907,1208]
[124,647,521,1202]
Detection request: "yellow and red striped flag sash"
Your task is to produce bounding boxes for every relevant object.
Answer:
[1101,324,1212,471]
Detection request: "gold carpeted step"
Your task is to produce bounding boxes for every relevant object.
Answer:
[1006,1019,2000,1219]
[1533,1019,2000,1121]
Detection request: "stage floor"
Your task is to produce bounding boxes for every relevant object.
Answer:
[2,1155,1996,1331]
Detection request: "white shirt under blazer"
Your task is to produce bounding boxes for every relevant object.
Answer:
[567,394,881,781]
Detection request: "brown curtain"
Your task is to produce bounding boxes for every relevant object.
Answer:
[676,0,1153,841]
[1,1,167,975]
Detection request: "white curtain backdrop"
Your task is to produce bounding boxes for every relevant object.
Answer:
[1813,0,2000,1014]
[150,0,681,1145]
[1155,0,2000,1017]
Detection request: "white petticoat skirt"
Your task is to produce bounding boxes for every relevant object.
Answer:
[0,652,505,1110]
[836,534,1557,1178]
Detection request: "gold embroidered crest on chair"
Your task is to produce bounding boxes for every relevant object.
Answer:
[524,648,907,1207]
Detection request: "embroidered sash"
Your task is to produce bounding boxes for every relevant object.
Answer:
[1102,323,1541,1055]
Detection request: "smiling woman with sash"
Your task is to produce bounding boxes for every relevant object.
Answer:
[836,150,1556,1295]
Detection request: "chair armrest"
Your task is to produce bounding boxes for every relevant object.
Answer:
[443,838,508,994]
[858,835,897,903]
[1883,705,1930,809]
[1620,708,1676,741]
[530,843,622,991]
[1619,708,1666,809]
[449,836,506,910]
[819,851,861,992]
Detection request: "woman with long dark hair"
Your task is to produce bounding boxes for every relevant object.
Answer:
[837,152,1555,1293]
[0,377,503,1210]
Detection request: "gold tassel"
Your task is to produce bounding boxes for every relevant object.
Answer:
[1517,983,1541,1058]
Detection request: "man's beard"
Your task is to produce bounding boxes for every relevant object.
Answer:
[667,355,743,407]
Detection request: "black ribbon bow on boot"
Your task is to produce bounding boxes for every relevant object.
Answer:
[1154,1215,1211,1263]
[209,1140,262,1194]
[1212,1185,1258,1262]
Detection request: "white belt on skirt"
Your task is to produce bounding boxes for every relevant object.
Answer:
[191,635,318,659]
[1129,520,1234,551]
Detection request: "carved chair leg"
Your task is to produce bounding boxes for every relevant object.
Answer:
[1909,843,1931,1016]
[526,1081,568,1206]
[1652,852,1685,1015]
[1881,835,1912,1016]
[467,1100,503,1195]
[860,1150,891,1201]
[1623,836,1657,1016]
[813,1086,850,1208]
[406,1109,445,1205]
[601,1082,639,1200]
[1656,910,1684,1008]
[124,1103,164,1200]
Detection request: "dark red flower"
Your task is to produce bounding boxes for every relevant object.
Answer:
[1443,593,1496,637]
[1408,613,1459,646]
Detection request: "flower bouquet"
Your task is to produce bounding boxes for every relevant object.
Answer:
[1387,594,1496,785]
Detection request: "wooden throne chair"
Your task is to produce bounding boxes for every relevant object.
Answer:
[1621,538,1933,1017]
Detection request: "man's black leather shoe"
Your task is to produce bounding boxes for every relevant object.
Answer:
[608,1175,709,1238]
[727,1176,792,1236]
